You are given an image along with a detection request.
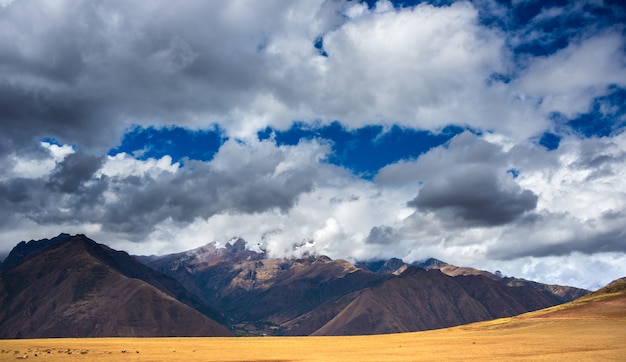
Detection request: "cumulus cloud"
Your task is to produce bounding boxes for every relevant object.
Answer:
[0,138,328,240]
[0,0,551,151]
[408,167,538,227]
[1,0,626,290]
[516,31,626,117]
[1,142,74,181]
[361,130,626,286]
[390,132,539,227]
[365,225,399,245]
[46,151,105,193]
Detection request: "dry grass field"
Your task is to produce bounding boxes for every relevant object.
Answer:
[1,291,624,361]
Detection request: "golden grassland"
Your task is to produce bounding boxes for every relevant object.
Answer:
[1,292,625,361]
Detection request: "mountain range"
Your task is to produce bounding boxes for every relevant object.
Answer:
[140,237,589,336]
[0,234,591,338]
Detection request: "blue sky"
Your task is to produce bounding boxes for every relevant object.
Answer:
[112,122,466,178]
[1,0,626,289]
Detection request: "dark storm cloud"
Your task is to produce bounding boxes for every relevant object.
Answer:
[0,178,41,216]
[0,0,123,153]
[46,152,105,193]
[0,151,108,227]
[0,0,338,153]
[365,225,398,245]
[0,139,318,238]
[574,138,626,170]
[376,132,539,227]
[408,167,538,226]
[101,160,316,235]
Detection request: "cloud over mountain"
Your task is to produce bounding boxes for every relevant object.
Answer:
[1,0,625,290]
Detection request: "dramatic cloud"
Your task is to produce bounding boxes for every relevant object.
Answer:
[378,132,541,226]
[365,225,399,245]
[100,139,323,236]
[0,138,326,240]
[517,31,626,118]
[1,0,626,290]
[408,168,538,227]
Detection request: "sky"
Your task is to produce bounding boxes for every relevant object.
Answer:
[1,0,625,290]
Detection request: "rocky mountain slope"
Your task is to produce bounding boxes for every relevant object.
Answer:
[304,267,560,335]
[359,257,589,304]
[143,240,589,336]
[0,235,232,338]
[0,233,71,272]
[142,240,390,335]
[0,234,590,338]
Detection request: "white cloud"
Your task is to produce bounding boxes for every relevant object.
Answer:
[0,0,15,7]
[212,1,551,141]
[477,252,626,291]
[97,154,179,178]
[344,2,368,19]
[2,125,626,290]
[516,31,626,117]
[2,0,626,291]
[1,142,74,181]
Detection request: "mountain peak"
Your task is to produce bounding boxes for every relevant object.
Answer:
[225,238,247,254]
[1,233,72,272]
[412,257,448,269]
[139,239,266,273]
[356,257,407,275]
[0,234,232,338]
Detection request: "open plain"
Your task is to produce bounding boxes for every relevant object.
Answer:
[1,290,624,361]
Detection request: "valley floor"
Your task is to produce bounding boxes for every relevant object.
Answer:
[1,313,624,361]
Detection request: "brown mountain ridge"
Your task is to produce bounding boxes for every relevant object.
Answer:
[142,239,590,336]
[0,234,232,338]
[0,234,590,338]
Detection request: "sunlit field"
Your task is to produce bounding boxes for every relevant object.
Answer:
[2,297,624,362]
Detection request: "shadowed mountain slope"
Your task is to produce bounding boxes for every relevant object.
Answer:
[146,242,389,335]
[143,243,589,336]
[361,257,589,303]
[310,267,565,335]
[0,235,232,338]
[0,233,71,272]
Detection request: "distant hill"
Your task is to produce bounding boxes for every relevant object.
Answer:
[143,241,589,336]
[0,235,232,338]
[591,276,626,295]
[364,258,589,303]
[359,257,589,304]
[305,266,563,335]
[522,276,626,320]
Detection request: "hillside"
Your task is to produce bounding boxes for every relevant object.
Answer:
[514,276,626,321]
[0,276,623,360]
[410,258,589,302]
[0,235,232,338]
[143,241,589,336]
[306,266,563,335]
[0,233,591,338]
[145,242,390,335]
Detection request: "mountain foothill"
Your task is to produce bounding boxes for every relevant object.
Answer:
[0,233,602,338]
